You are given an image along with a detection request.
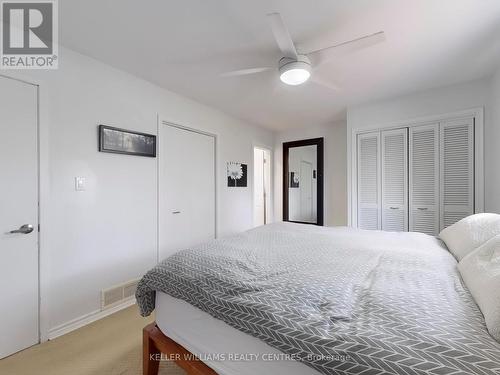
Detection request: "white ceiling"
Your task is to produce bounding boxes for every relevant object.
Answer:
[60,0,500,131]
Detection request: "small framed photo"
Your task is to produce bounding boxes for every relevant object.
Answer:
[290,172,299,188]
[227,162,247,187]
[99,125,156,157]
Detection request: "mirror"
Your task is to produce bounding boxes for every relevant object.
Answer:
[283,138,324,225]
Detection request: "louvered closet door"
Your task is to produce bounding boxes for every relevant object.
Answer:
[409,124,439,235]
[440,118,474,230]
[381,129,408,231]
[357,132,381,230]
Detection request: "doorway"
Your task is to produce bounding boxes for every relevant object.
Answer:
[253,147,271,227]
[0,75,39,358]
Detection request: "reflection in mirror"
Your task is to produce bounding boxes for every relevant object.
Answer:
[283,137,323,226]
[288,145,317,223]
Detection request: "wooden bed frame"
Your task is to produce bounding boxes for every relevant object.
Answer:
[143,322,218,375]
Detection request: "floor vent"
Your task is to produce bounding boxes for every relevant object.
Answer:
[101,279,139,310]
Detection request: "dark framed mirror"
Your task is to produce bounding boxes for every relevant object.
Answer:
[283,137,324,226]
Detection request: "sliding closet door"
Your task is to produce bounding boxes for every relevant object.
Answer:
[381,128,408,231]
[409,124,440,235]
[357,132,381,230]
[440,118,474,230]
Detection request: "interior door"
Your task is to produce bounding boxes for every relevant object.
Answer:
[300,160,313,221]
[440,118,474,230]
[357,132,381,230]
[253,149,265,226]
[159,124,215,260]
[409,124,440,235]
[381,128,408,232]
[263,149,271,224]
[0,76,39,358]
[253,148,271,226]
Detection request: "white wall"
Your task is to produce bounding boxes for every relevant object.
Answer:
[346,78,493,224]
[274,122,348,226]
[489,68,500,213]
[7,47,274,336]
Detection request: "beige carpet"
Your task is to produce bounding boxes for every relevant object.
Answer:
[0,305,186,375]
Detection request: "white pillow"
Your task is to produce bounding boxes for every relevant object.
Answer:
[439,213,500,261]
[458,235,500,342]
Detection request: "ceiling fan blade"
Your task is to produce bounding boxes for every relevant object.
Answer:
[307,31,385,65]
[311,75,340,91]
[267,12,298,59]
[220,67,272,77]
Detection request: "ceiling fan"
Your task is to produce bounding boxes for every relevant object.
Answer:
[221,13,385,88]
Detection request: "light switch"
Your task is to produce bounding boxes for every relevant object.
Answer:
[75,177,86,191]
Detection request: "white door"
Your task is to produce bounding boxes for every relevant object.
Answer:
[0,76,39,358]
[263,150,271,224]
[357,132,381,230]
[409,124,440,235]
[300,160,313,221]
[253,149,264,226]
[159,124,215,260]
[381,128,408,232]
[440,118,474,230]
[253,148,271,227]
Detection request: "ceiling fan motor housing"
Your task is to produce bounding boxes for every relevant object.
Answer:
[279,55,312,85]
[279,55,311,71]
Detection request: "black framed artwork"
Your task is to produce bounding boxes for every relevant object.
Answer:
[290,172,299,188]
[227,162,247,187]
[99,125,156,157]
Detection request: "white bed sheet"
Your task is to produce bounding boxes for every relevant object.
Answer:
[155,292,319,375]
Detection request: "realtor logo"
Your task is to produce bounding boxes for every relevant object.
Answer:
[1,0,58,69]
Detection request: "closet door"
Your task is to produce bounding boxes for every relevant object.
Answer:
[159,124,216,260]
[440,118,474,230]
[381,128,408,231]
[357,132,381,230]
[409,124,439,235]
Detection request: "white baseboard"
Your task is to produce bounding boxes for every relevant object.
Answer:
[48,297,136,340]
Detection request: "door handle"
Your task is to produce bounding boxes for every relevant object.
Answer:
[389,207,398,210]
[9,224,34,234]
[417,207,428,211]
[172,211,181,214]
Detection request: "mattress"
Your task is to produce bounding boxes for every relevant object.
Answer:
[138,222,500,374]
[156,291,319,375]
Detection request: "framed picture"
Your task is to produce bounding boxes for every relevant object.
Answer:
[99,125,156,157]
[290,172,299,188]
[227,162,247,187]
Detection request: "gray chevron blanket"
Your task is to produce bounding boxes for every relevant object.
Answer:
[136,222,500,375]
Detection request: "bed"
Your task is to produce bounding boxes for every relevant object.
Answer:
[137,222,500,375]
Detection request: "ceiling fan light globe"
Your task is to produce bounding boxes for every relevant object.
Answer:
[279,59,311,85]
[280,68,310,85]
